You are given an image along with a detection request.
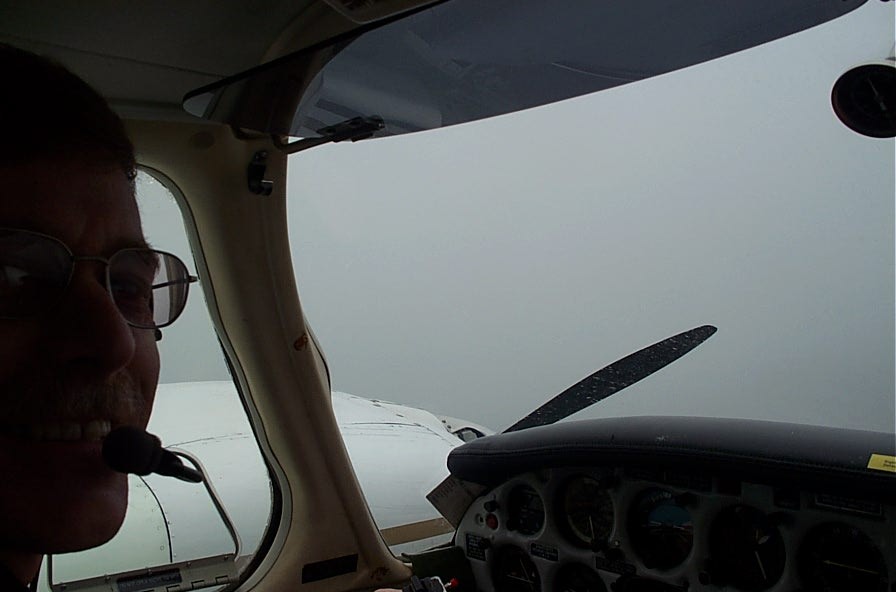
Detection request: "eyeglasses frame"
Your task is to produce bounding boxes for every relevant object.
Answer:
[0,227,198,329]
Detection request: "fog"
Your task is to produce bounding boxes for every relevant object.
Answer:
[142,1,895,433]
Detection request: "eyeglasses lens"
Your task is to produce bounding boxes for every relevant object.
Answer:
[0,230,71,318]
[110,249,190,328]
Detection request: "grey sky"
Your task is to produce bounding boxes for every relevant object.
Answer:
[142,1,894,433]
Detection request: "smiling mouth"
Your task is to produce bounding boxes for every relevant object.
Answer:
[0,420,113,442]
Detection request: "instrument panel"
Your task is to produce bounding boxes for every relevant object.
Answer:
[444,417,896,592]
[454,467,895,592]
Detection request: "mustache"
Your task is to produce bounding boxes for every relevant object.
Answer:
[2,372,145,426]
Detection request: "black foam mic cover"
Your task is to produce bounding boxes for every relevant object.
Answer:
[103,426,162,475]
[102,426,203,483]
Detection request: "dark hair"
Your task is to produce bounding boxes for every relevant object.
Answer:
[0,43,136,179]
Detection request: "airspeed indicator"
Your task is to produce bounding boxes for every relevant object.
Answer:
[561,476,614,549]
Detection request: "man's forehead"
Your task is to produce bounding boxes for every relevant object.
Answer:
[0,157,148,252]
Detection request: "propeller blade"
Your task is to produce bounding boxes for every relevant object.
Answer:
[503,325,717,433]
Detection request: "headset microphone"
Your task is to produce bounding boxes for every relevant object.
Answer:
[102,426,203,483]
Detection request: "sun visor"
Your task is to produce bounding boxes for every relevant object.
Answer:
[183,0,867,140]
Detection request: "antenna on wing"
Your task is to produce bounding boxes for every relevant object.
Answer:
[102,427,243,556]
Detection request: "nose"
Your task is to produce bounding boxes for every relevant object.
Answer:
[49,264,136,378]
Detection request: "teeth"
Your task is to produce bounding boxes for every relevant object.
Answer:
[83,420,111,441]
[11,420,113,442]
[61,423,82,440]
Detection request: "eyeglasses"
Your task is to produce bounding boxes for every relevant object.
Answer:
[0,228,198,329]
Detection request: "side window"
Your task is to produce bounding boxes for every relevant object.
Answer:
[40,171,272,589]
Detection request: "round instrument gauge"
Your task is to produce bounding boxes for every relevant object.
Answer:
[798,522,889,592]
[561,476,614,548]
[708,505,785,590]
[507,484,545,535]
[554,563,608,592]
[491,546,541,592]
[628,488,694,570]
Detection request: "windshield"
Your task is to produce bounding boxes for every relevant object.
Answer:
[282,1,894,433]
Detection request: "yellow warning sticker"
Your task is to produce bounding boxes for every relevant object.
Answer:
[867,454,896,473]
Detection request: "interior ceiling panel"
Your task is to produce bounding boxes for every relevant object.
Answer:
[0,0,347,117]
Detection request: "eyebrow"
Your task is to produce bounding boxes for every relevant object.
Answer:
[0,225,155,255]
[95,236,155,256]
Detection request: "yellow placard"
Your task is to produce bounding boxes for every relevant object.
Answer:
[867,454,896,473]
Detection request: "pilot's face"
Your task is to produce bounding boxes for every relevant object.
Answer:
[0,156,160,555]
